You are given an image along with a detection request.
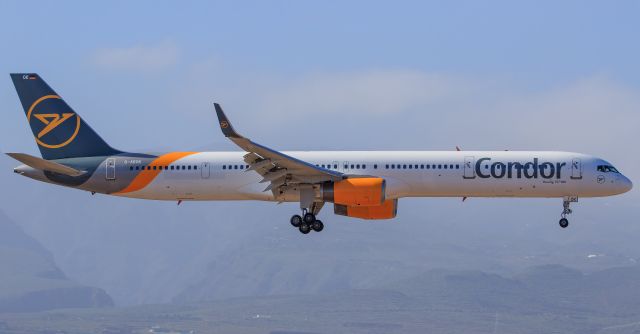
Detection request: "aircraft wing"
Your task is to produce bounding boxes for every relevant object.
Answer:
[214,103,344,192]
[6,153,86,177]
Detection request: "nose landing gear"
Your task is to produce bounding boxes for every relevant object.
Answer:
[559,196,577,228]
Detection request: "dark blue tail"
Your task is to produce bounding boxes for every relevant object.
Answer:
[10,73,121,160]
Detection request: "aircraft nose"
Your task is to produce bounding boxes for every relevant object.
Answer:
[617,175,633,194]
[623,176,633,193]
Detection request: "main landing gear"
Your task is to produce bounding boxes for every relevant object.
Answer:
[290,209,324,234]
[559,196,577,228]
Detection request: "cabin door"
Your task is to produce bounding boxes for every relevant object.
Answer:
[571,158,582,179]
[463,156,475,179]
[106,158,116,180]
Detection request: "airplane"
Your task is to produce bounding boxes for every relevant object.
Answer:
[7,73,633,234]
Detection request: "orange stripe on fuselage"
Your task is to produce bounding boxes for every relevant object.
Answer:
[115,152,198,194]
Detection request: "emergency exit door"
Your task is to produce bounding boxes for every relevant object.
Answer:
[201,162,210,179]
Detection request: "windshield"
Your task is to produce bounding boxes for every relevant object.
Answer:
[597,165,619,173]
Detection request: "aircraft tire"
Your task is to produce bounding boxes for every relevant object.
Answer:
[303,213,316,224]
[559,218,569,228]
[299,223,311,234]
[290,215,303,227]
[311,220,324,232]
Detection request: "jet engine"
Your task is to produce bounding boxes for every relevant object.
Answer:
[322,177,386,207]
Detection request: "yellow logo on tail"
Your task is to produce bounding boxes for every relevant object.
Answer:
[27,95,81,149]
[34,113,75,138]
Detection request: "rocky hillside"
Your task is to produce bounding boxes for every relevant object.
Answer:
[0,211,113,312]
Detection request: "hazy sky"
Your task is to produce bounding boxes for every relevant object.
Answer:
[1,1,639,305]
[2,0,638,186]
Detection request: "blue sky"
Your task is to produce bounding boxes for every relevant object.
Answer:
[1,1,638,164]
[2,1,638,82]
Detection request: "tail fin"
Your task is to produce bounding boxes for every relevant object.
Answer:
[10,73,121,160]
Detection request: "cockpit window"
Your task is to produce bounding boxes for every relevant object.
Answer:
[597,165,619,173]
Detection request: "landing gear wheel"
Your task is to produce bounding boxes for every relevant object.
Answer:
[559,218,569,228]
[290,215,302,227]
[303,212,316,224]
[311,220,324,232]
[299,223,311,234]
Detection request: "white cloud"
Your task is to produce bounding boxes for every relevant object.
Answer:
[92,40,179,71]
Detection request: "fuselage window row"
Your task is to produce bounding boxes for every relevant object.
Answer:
[129,165,199,171]
[208,162,464,171]
[128,162,465,172]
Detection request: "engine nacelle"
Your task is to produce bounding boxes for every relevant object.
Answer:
[322,177,386,207]
[334,199,398,220]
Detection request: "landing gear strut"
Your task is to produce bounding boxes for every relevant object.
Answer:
[292,205,324,234]
[559,196,577,228]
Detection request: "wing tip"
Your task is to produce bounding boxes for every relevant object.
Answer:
[213,102,241,138]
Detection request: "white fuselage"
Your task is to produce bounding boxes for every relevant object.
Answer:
[114,151,632,201]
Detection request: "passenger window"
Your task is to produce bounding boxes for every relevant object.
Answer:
[344,164,348,169]
[403,165,407,169]
[334,164,338,169]
[374,164,377,169]
[385,164,389,169]
[409,165,413,169]
[420,164,424,169]
[444,165,448,169]
[438,164,442,169]
[351,164,355,169]
[426,165,430,169]
[182,166,186,170]
[194,165,198,170]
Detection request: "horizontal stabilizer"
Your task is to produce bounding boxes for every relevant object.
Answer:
[6,153,85,176]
